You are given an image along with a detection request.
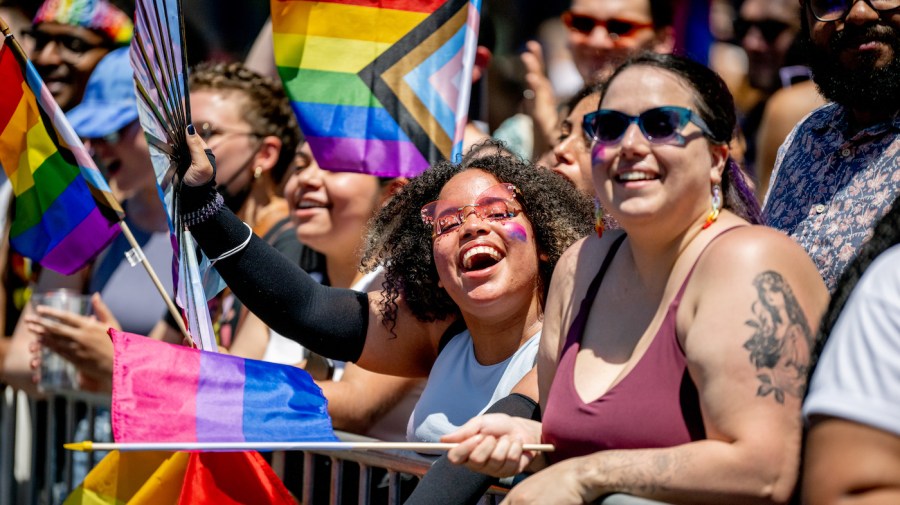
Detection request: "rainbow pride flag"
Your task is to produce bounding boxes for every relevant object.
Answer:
[271,0,481,178]
[111,329,337,443]
[0,35,122,275]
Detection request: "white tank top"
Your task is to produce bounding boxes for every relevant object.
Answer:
[407,330,540,443]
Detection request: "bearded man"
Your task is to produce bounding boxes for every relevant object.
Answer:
[763,0,900,292]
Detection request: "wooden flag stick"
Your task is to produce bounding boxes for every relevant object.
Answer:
[2,18,193,345]
[65,441,555,453]
[119,222,192,344]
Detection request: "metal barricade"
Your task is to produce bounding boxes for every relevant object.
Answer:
[1,386,669,505]
[0,385,110,505]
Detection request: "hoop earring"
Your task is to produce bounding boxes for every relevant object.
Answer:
[702,184,721,230]
[594,199,604,238]
[253,166,263,179]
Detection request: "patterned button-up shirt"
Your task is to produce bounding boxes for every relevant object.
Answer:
[763,103,900,292]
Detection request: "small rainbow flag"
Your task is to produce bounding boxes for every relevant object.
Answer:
[111,329,337,444]
[271,0,481,178]
[0,34,122,275]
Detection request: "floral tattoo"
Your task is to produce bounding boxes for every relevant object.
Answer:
[743,271,813,404]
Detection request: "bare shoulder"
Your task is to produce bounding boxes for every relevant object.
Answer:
[550,231,625,295]
[700,225,823,280]
[765,81,825,119]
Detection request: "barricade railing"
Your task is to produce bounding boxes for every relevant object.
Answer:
[2,385,667,505]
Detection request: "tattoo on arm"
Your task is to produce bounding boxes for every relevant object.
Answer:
[742,271,813,404]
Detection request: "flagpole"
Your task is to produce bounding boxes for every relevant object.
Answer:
[65,441,555,453]
[1,19,193,344]
[119,222,193,343]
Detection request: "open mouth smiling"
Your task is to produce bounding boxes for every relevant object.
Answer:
[461,245,504,272]
[614,170,659,183]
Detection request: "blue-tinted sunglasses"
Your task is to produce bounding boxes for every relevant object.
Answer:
[582,106,715,146]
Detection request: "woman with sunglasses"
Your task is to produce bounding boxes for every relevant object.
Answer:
[177,138,592,446]
[443,53,829,504]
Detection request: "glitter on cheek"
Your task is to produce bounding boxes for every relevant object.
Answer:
[591,143,607,168]
[503,222,528,242]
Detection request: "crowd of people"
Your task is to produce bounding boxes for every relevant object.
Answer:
[1,0,899,503]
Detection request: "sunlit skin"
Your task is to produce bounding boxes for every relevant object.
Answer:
[552,92,600,196]
[85,121,155,201]
[591,66,725,230]
[430,169,543,330]
[284,142,383,262]
[739,0,800,91]
[29,22,110,111]
[190,90,260,196]
[568,0,667,82]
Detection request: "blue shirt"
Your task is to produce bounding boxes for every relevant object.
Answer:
[763,103,900,292]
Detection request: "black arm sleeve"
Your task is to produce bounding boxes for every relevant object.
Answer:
[404,393,541,505]
[186,193,369,362]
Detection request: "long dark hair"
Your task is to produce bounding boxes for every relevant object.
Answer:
[599,52,762,224]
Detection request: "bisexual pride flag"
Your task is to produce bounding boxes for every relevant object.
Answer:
[271,0,482,178]
[0,33,122,274]
[111,329,337,443]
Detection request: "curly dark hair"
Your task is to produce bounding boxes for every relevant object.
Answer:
[189,62,301,184]
[361,141,594,329]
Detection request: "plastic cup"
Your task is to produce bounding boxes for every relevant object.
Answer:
[31,290,92,391]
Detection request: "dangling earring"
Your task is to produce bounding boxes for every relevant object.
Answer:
[702,184,721,230]
[594,199,604,239]
[253,166,263,179]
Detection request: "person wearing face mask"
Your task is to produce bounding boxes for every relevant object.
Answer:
[229,142,422,444]
[175,62,301,346]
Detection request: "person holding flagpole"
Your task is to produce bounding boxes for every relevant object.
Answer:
[3,47,173,393]
[177,135,592,450]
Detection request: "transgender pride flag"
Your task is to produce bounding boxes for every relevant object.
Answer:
[271,0,481,178]
[111,329,337,443]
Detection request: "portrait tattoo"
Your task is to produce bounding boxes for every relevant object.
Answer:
[742,271,813,404]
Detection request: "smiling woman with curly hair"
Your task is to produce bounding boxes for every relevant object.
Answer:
[177,136,592,451]
[363,143,593,332]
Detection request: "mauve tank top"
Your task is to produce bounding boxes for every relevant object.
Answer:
[542,232,733,463]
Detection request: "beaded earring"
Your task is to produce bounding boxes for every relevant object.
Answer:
[594,199,604,238]
[702,184,721,230]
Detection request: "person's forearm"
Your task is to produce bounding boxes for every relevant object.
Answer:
[570,441,797,505]
[188,203,369,362]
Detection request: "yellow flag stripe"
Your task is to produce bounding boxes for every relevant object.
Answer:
[271,1,426,41]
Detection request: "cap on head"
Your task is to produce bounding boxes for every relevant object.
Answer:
[66,46,138,138]
[33,0,133,46]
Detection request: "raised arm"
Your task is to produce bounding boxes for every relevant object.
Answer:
[181,129,446,376]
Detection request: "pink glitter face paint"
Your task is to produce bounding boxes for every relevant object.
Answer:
[591,143,606,168]
[504,222,528,242]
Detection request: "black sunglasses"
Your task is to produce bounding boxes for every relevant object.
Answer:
[583,106,715,146]
[734,19,793,43]
[808,0,900,22]
[23,29,111,57]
